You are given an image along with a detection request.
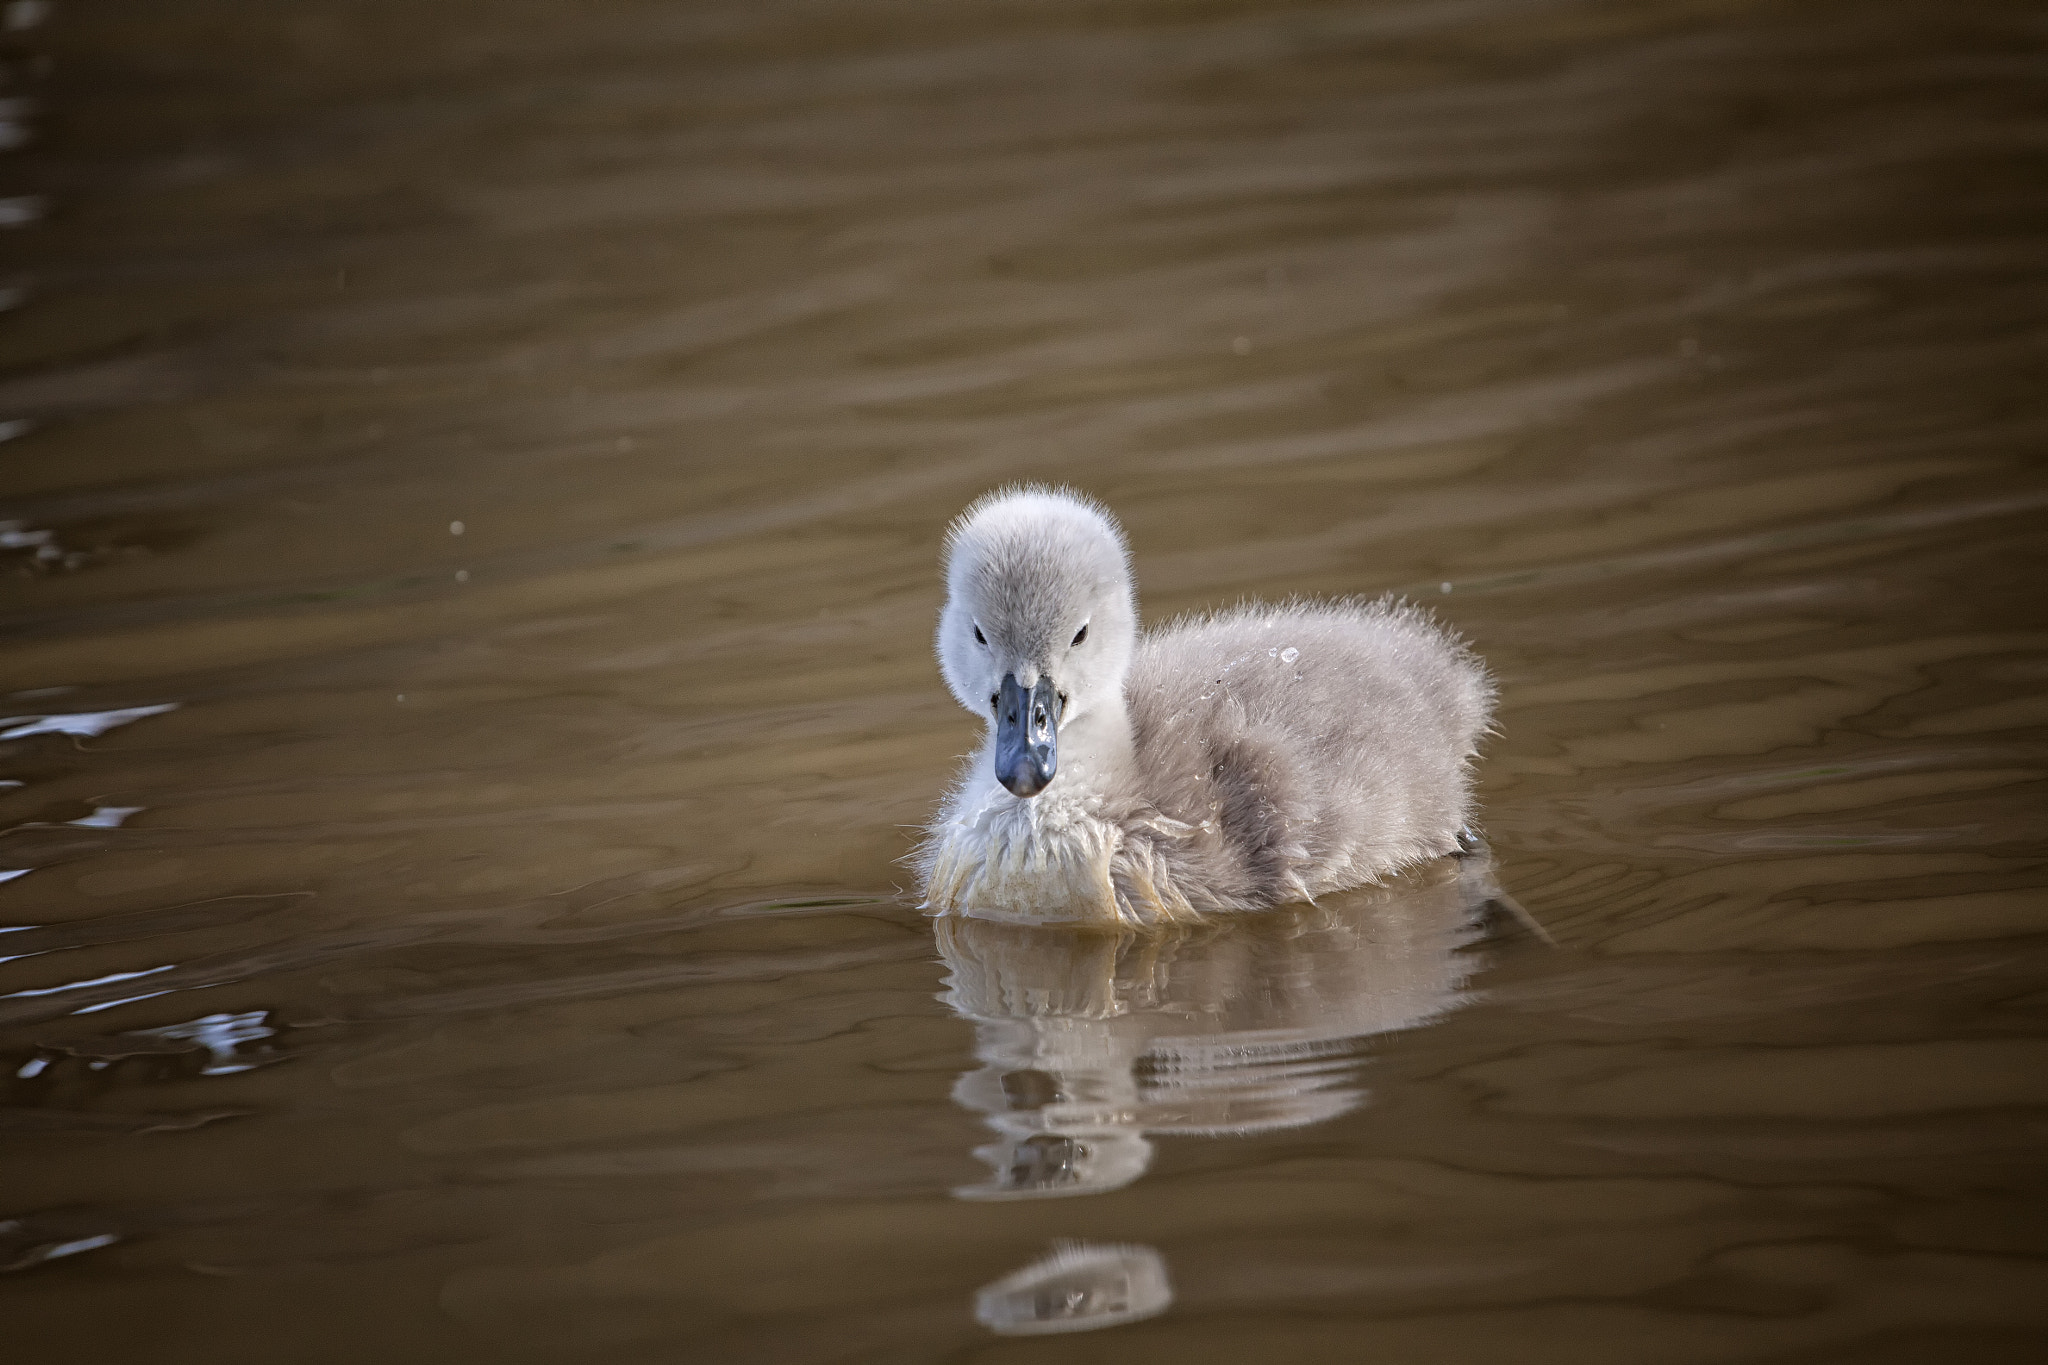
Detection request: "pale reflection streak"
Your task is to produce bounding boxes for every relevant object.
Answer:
[974,1241,1173,1336]
[0,703,177,741]
[943,850,1504,1333]
[0,962,173,1000]
[0,704,175,894]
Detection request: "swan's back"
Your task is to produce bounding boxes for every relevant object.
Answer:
[1124,597,1493,907]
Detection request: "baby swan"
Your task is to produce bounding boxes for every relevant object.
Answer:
[918,487,1495,926]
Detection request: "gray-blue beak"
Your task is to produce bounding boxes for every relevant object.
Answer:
[995,674,1061,798]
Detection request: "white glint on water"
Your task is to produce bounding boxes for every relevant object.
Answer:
[0,869,29,884]
[2,963,173,1000]
[16,1056,47,1078]
[1281,647,1300,664]
[36,1235,119,1264]
[74,990,174,1015]
[0,703,177,741]
[449,520,465,535]
[68,806,143,829]
[131,1010,276,1074]
[0,520,51,548]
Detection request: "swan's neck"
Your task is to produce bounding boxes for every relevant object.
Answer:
[923,695,1139,924]
[1048,695,1137,796]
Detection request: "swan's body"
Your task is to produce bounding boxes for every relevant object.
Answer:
[918,487,1493,926]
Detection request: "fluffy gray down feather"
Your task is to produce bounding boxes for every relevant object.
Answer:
[1117,597,1494,911]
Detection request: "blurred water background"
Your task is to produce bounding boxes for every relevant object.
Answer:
[2,0,2046,1360]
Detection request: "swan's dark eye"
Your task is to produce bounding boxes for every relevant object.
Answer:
[1071,624,1088,647]
[973,624,986,645]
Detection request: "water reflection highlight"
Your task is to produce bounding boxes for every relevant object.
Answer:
[974,1240,1173,1336]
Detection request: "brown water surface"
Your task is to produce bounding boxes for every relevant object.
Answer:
[3,0,2047,1359]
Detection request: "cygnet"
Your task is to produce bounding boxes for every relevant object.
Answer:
[918,486,1494,925]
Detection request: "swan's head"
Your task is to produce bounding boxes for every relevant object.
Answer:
[937,487,1137,798]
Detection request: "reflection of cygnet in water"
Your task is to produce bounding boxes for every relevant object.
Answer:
[940,850,1501,1200]
[974,1241,1173,1335]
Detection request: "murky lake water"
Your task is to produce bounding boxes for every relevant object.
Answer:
[3,0,2046,1358]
